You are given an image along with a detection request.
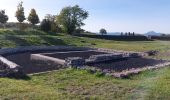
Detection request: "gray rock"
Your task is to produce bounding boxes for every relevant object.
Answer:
[65,57,85,67]
[128,53,141,58]
[0,56,24,77]
[87,54,123,63]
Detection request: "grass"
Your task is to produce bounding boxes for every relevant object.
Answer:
[1,68,170,99]
[0,29,170,99]
[0,29,170,52]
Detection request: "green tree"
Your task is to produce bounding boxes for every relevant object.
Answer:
[40,19,51,32]
[57,5,88,34]
[45,14,58,32]
[15,1,25,23]
[45,14,56,22]
[0,10,8,28]
[28,9,40,26]
[100,28,107,35]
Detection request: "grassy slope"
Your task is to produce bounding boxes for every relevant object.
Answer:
[0,29,170,52]
[0,29,170,99]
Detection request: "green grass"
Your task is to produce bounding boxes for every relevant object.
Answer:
[0,29,170,99]
[1,68,170,99]
[0,29,170,52]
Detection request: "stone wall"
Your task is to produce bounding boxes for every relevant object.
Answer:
[31,54,65,65]
[96,48,147,57]
[65,57,85,67]
[0,46,92,77]
[0,56,23,77]
[87,54,123,63]
[0,46,93,56]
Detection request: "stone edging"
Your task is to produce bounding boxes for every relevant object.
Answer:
[0,56,23,77]
[112,62,170,78]
[0,46,93,56]
[95,48,147,56]
[0,46,93,77]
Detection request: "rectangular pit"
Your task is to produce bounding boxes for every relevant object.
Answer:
[3,50,169,77]
[4,50,109,74]
[5,52,63,74]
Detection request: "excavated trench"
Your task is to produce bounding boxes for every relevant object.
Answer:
[4,50,109,74]
[3,50,168,75]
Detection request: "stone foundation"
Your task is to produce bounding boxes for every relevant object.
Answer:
[0,56,24,77]
[87,54,123,63]
[0,46,168,78]
[65,57,85,67]
[0,46,92,56]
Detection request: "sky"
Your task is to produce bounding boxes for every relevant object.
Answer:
[0,0,170,33]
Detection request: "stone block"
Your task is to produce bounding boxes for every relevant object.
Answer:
[88,54,123,63]
[65,57,85,67]
[128,53,141,58]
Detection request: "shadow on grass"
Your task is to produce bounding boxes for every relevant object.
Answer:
[39,35,67,46]
[4,35,32,46]
[2,30,64,36]
[7,74,31,80]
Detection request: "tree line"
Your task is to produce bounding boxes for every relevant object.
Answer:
[0,1,89,34]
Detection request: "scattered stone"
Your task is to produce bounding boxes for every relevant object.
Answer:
[145,50,159,56]
[0,56,24,77]
[65,57,85,67]
[87,54,123,63]
[128,53,141,58]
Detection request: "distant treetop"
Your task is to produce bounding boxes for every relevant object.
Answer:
[15,1,26,23]
[0,10,8,24]
[28,9,40,25]
[100,28,107,35]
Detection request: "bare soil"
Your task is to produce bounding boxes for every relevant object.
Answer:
[43,51,108,59]
[87,58,167,72]
[5,53,63,74]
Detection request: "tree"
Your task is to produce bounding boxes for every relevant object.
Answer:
[0,10,8,28]
[28,9,40,26]
[40,19,51,32]
[100,28,107,35]
[45,14,56,22]
[45,14,58,32]
[15,1,25,23]
[57,5,88,34]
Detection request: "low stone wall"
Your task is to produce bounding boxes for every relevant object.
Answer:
[31,54,65,65]
[0,46,92,77]
[65,57,85,67]
[0,56,23,77]
[96,48,147,57]
[0,46,93,56]
[63,52,143,68]
[112,62,170,78]
[87,54,123,63]
[0,46,164,78]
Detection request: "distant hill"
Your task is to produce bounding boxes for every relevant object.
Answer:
[145,31,162,36]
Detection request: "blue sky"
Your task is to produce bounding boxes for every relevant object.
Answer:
[0,0,170,33]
